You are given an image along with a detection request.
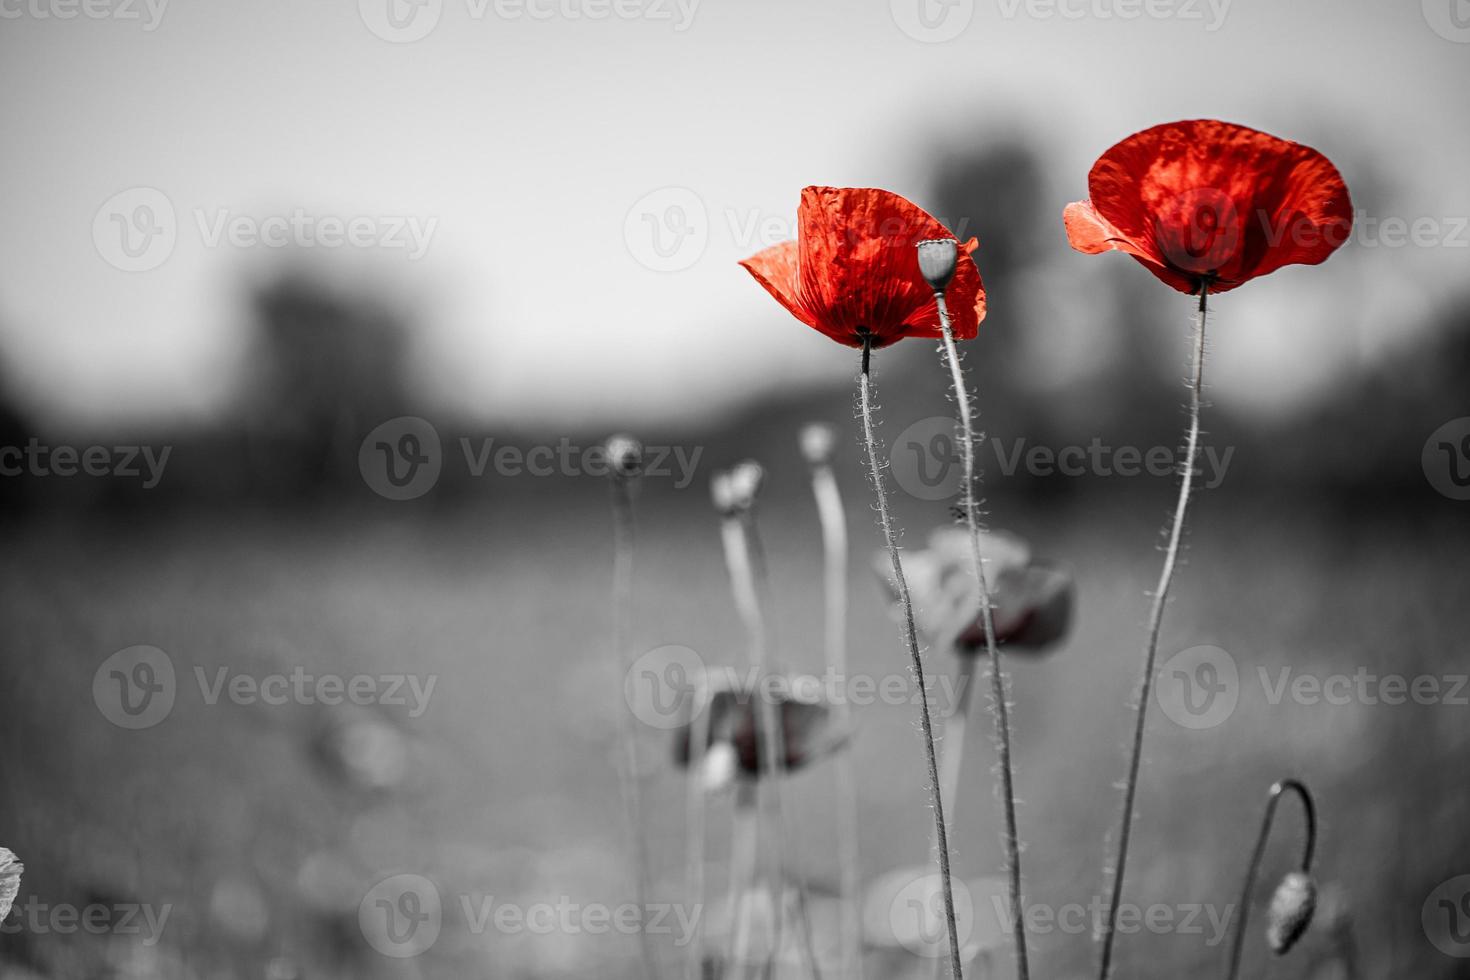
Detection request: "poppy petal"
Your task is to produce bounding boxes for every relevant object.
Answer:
[739,240,822,334]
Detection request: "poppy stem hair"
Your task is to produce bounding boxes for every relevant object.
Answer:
[1224,779,1318,980]
[934,287,1032,980]
[605,435,658,979]
[801,422,864,980]
[1097,286,1209,980]
[856,333,965,980]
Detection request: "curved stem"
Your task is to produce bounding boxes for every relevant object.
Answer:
[1223,779,1317,980]
[612,472,657,977]
[937,295,1030,980]
[810,459,863,980]
[1097,286,1209,980]
[857,339,964,980]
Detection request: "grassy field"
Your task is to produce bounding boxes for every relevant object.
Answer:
[1,470,1466,978]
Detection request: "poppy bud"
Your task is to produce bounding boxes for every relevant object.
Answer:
[710,471,738,516]
[605,434,643,480]
[799,422,837,467]
[0,847,21,922]
[916,239,959,292]
[1265,871,1317,955]
[727,460,765,511]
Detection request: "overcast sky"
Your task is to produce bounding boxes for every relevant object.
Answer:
[2,0,1467,431]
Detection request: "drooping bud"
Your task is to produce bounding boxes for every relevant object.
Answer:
[916,238,959,292]
[727,460,765,511]
[799,422,837,467]
[1265,871,1317,955]
[0,848,22,922]
[605,434,643,480]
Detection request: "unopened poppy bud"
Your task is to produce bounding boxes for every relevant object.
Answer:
[1266,871,1316,955]
[710,471,738,516]
[799,422,837,467]
[916,239,959,292]
[605,434,643,480]
[727,460,765,510]
[0,848,22,922]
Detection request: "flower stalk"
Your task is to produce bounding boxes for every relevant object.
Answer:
[857,333,965,980]
[1224,779,1318,980]
[1097,286,1209,980]
[607,434,657,978]
[802,423,863,980]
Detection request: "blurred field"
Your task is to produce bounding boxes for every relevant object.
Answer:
[2,457,1467,978]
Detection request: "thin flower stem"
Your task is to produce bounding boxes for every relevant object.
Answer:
[857,338,965,980]
[929,656,976,980]
[739,507,824,980]
[611,469,658,978]
[1096,286,1209,980]
[728,789,760,973]
[937,295,1030,980]
[809,459,863,980]
[685,675,712,980]
[1224,779,1318,980]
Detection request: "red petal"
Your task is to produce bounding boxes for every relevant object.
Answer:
[794,186,985,347]
[738,241,827,337]
[1075,120,1351,293]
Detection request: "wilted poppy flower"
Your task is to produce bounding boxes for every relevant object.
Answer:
[875,527,1074,654]
[741,186,986,350]
[672,672,848,787]
[1064,120,1352,294]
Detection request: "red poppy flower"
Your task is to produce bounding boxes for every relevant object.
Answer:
[741,186,986,349]
[1064,120,1352,294]
[672,673,848,785]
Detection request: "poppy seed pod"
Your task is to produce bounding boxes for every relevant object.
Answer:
[605,434,643,479]
[799,422,837,467]
[727,460,765,511]
[1265,871,1317,955]
[916,238,959,292]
